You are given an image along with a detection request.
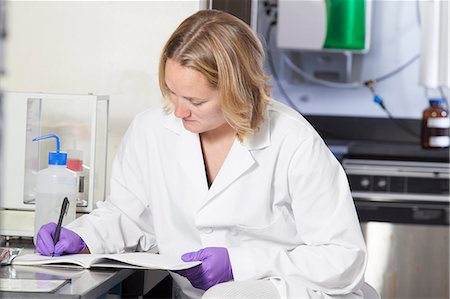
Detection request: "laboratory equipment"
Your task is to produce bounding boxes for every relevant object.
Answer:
[277,0,372,52]
[262,0,373,84]
[0,92,109,237]
[67,149,88,207]
[0,247,22,265]
[344,158,449,299]
[421,98,449,148]
[32,134,77,239]
[419,0,449,88]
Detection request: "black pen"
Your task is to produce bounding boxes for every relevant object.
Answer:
[52,197,70,257]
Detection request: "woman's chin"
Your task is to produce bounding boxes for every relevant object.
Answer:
[182,121,202,134]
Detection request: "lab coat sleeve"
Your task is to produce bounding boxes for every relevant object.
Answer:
[67,118,156,254]
[227,135,367,295]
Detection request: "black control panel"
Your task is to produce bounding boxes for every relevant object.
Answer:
[348,174,449,195]
[343,159,450,226]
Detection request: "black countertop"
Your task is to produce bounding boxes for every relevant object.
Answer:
[339,141,449,163]
[303,115,449,163]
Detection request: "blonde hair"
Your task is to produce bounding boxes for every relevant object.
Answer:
[159,9,271,140]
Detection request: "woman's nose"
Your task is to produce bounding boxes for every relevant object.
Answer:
[174,99,191,119]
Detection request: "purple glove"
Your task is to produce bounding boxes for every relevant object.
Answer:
[36,222,86,256]
[174,247,234,290]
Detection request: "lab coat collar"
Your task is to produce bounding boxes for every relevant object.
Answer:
[165,113,209,192]
[241,107,271,150]
[163,112,183,134]
[162,108,271,151]
[163,109,271,204]
[204,109,271,203]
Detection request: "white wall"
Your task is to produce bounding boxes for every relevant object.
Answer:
[2,0,202,193]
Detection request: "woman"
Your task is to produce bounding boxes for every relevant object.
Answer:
[36,10,367,299]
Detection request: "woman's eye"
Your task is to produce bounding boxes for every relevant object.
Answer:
[192,101,205,106]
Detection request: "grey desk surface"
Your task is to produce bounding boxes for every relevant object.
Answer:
[0,237,168,298]
[0,263,134,298]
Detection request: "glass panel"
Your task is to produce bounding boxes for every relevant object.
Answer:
[23,95,108,212]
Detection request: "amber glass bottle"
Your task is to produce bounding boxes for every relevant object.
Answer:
[421,98,450,148]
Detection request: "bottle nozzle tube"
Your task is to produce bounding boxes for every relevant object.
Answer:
[32,134,61,153]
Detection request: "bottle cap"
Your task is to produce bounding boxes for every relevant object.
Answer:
[429,98,444,105]
[32,134,67,166]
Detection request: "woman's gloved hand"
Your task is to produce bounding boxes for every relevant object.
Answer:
[173,247,234,290]
[36,223,86,256]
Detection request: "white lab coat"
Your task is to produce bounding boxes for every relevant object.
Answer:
[67,100,367,299]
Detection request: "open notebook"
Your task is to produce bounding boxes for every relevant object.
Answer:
[12,252,201,271]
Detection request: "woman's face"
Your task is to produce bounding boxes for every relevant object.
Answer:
[165,59,228,134]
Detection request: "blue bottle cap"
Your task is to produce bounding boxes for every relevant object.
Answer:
[32,134,68,166]
[48,151,67,165]
[429,98,444,105]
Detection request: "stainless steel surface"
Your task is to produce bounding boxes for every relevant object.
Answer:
[362,222,449,299]
[0,237,134,298]
[0,237,168,298]
[0,263,133,298]
[344,159,450,299]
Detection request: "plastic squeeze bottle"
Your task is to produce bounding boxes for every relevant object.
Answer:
[32,134,77,242]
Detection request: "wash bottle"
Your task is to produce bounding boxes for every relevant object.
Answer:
[32,134,77,241]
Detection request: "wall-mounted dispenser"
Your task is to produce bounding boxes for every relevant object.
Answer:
[274,0,373,84]
[277,0,372,52]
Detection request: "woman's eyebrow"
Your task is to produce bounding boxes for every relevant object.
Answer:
[185,96,207,102]
[167,87,206,102]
